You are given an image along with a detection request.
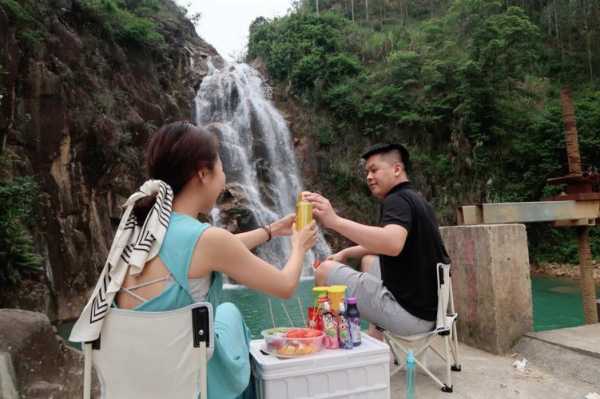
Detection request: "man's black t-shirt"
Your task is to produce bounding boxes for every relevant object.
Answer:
[378,181,450,321]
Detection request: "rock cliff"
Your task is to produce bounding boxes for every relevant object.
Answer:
[0,0,223,321]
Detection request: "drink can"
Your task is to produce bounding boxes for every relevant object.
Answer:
[296,200,312,230]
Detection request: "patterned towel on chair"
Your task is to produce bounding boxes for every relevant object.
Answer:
[69,180,173,343]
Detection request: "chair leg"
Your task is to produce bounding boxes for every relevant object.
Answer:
[448,281,461,372]
[442,335,453,393]
[83,344,92,399]
[385,338,407,376]
[450,324,462,371]
[429,343,446,362]
[386,334,454,392]
[386,336,432,373]
[412,354,446,390]
[199,342,207,399]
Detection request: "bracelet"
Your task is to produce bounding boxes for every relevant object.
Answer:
[262,224,272,241]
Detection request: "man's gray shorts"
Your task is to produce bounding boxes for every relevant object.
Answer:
[326,257,434,336]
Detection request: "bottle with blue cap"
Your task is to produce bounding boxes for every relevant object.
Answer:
[406,350,415,399]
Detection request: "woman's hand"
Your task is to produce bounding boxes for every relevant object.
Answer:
[270,213,295,237]
[291,221,318,252]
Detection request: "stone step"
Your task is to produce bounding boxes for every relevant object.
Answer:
[513,324,600,387]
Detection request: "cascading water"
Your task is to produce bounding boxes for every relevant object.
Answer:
[194,61,330,276]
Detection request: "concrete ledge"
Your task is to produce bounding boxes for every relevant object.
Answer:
[524,324,600,359]
[514,324,600,386]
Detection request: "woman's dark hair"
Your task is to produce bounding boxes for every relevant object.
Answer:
[133,121,219,223]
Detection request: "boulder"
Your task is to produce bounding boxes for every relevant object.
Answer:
[0,309,98,398]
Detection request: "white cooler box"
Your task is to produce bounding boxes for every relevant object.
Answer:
[250,333,391,399]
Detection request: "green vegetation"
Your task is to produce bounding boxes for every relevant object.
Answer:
[80,0,165,48]
[0,170,43,287]
[0,0,35,23]
[0,0,47,50]
[248,0,600,263]
[0,0,170,50]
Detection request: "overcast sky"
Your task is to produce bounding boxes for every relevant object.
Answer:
[176,0,294,60]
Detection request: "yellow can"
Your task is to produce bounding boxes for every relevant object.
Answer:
[295,194,313,230]
[327,285,347,313]
[312,286,328,301]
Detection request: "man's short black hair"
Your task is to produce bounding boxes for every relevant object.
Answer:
[361,143,410,169]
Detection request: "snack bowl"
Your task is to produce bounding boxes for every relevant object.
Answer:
[261,327,324,358]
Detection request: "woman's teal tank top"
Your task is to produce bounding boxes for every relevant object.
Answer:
[134,212,222,311]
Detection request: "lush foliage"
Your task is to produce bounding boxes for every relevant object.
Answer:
[0,173,43,287]
[0,0,47,49]
[0,0,167,49]
[80,0,165,48]
[248,0,600,262]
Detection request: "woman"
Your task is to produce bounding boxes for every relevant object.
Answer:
[116,121,317,398]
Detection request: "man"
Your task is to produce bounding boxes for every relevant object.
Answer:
[305,143,449,339]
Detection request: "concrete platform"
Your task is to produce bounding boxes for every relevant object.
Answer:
[520,324,600,358]
[513,324,600,386]
[390,340,600,399]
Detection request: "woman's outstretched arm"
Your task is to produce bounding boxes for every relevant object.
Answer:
[193,222,317,299]
[234,214,295,250]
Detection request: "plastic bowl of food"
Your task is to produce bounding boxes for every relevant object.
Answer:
[261,327,324,357]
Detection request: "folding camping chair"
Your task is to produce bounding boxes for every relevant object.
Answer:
[82,302,213,399]
[384,263,461,393]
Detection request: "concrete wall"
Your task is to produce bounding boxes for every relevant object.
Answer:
[440,224,533,354]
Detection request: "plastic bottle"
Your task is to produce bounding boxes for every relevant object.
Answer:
[346,297,361,346]
[311,294,328,331]
[337,302,353,349]
[406,351,416,399]
[320,301,339,349]
[327,285,346,314]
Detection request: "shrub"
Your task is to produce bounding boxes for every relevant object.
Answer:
[0,176,43,287]
[81,0,165,48]
[0,0,35,24]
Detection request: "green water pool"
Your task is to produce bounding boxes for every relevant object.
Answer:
[220,278,369,338]
[531,276,600,331]
[58,276,599,343]
[223,276,600,337]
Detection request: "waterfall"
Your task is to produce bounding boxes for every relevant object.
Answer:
[194,61,330,274]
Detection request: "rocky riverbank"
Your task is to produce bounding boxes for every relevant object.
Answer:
[532,262,600,283]
[0,309,98,399]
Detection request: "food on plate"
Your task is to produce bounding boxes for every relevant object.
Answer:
[262,327,324,357]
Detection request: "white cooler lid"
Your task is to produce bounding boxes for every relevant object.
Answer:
[250,333,390,379]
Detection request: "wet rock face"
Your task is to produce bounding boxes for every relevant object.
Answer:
[217,183,259,233]
[0,1,222,320]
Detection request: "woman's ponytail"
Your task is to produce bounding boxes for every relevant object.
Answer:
[132,194,157,225]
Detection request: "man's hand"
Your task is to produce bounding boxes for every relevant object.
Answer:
[304,192,339,229]
[271,213,295,237]
[326,250,347,263]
